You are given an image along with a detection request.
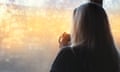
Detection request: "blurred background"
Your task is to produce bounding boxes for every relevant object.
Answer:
[0,0,120,72]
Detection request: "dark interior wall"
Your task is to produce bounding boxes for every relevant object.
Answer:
[90,0,103,6]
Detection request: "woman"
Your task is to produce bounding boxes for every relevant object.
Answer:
[50,3,119,72]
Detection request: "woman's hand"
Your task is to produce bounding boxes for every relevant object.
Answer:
[58,32,71,48]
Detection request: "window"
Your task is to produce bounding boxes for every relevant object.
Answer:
[0,0,119,72]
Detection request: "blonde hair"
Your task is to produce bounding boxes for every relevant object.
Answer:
[71,7,83,46]
[71,3,114,48]
[71,3,119,72]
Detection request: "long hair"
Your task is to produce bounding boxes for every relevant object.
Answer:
[71,3,119,72]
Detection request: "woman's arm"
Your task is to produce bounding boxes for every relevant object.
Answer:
[50,47,75,72]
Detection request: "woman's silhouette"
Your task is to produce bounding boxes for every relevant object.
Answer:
[50,2,119,72]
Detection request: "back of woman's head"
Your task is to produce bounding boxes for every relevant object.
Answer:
[72,3,112,47]
[72,3,119,72]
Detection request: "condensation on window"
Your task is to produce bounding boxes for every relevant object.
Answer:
[0,0,119,72]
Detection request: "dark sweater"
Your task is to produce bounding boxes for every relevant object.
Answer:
[50,45,119,72]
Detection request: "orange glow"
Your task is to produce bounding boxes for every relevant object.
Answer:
[0,4,120,52]
[109,14,120,46]
[0,5,72,51]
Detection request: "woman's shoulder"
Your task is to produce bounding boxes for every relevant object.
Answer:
[54,47,76,66]
[59,47,73,55]
[59,44,88,57]
[71,44,90,56]
[72,44,86,51]
[51,47,77,72]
